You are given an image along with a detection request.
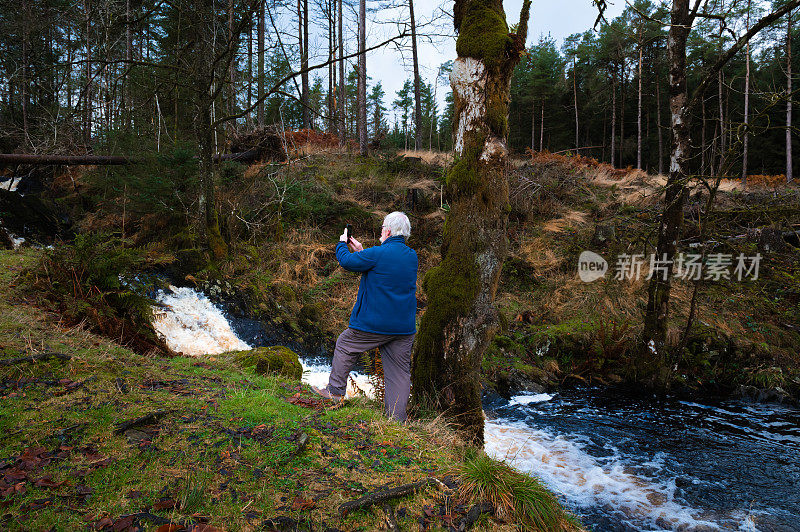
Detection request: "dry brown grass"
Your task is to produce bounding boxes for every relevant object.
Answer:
[516,236,565,273]
[541,210,590,234]
[397,149,453,166]
[270,228,334,288]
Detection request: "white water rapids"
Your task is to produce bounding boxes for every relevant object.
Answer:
[150,284,785,531]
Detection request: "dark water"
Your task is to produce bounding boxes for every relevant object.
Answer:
[484,388,800,531]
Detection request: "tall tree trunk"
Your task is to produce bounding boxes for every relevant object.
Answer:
[84,0,92,147]
[657,69,663,175]
[611,70,617,167]
[789,8,794,183]
[67,27,73,110]
[573,58,579,150]
[701,94,706,177]
[411,0,530,445]
[717,21,725,176]
[374,91,381,138]
[430,84,437,149]
[742,0,751,184]
[228,0,236,117]
[257,0,265,125]
[642,0,691,371]
[357,0,367,155]
[637,32,643,169]
[174,11,181,137]
[302,0,310,128]
[620,57,625,167]
[248,16,253,119]
[530,99,536,151]
[338,0,346,144]
[22,0,29,142]
[125,0,132,129]
[328,0,336,133]
[726,86,731,154]
[410,0,423,150]
[540,99,545,150]
[194,0,228,261]
[717,70,725,175]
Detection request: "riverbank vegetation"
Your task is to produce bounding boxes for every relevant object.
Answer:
[7,143,799,403]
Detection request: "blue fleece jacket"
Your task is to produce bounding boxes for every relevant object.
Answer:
[335,235,418,335]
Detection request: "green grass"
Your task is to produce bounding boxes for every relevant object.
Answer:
[459,452,580,531]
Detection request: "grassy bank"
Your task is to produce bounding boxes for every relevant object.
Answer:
[0,248,580,531]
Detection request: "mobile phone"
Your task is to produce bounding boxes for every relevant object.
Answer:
[345,224,353,241]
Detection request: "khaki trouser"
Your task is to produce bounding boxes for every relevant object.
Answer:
[327,327,415,421]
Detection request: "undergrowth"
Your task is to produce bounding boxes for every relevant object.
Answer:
[22,232,174,354]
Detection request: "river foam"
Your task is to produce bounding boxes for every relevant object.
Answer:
[484,419,762,531]
[151,285,374,398]
[509,393,553,405]
[2,178,19,192]
[300,361,374,399]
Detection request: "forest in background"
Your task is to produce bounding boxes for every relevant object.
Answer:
[2,0,800,528]
[1,0,798,179]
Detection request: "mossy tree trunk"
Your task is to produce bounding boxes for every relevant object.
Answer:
[641,0,690,377]
[411,0,530,445]
[196,98,228,261]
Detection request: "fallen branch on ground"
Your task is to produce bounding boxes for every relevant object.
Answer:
[53,376,97,396]
[339,477,446,517]
[114,411,170,435]
[458,501,495,531]
[382,504,400,531]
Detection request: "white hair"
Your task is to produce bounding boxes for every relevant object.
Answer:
[383,211,411,238]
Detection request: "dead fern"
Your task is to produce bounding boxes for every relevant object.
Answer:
[360,348,385,404]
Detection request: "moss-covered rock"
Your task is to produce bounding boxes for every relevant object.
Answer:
[230,346,302,381]
[298,302,323,329]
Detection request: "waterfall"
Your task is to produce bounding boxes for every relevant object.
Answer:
[152,285,251,356]
[151,284,373,398]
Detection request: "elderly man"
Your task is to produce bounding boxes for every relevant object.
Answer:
[312,211,418,421]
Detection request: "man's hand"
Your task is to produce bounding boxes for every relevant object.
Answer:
[348,237,364,252]
[339,230,364,252]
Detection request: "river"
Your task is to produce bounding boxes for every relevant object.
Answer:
[151,284,800,531]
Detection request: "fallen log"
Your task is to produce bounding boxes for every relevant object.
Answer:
[53,376,97,396]
[338,477,444,517]
[0,154,131,166]
[382,504,400,531]
[0,352,72,367]
[0,150,271,167]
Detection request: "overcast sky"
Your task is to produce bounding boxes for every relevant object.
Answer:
[361,0,627,114]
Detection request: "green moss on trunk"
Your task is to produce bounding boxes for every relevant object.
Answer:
[446,145,482,193]
[455,0,511,69]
